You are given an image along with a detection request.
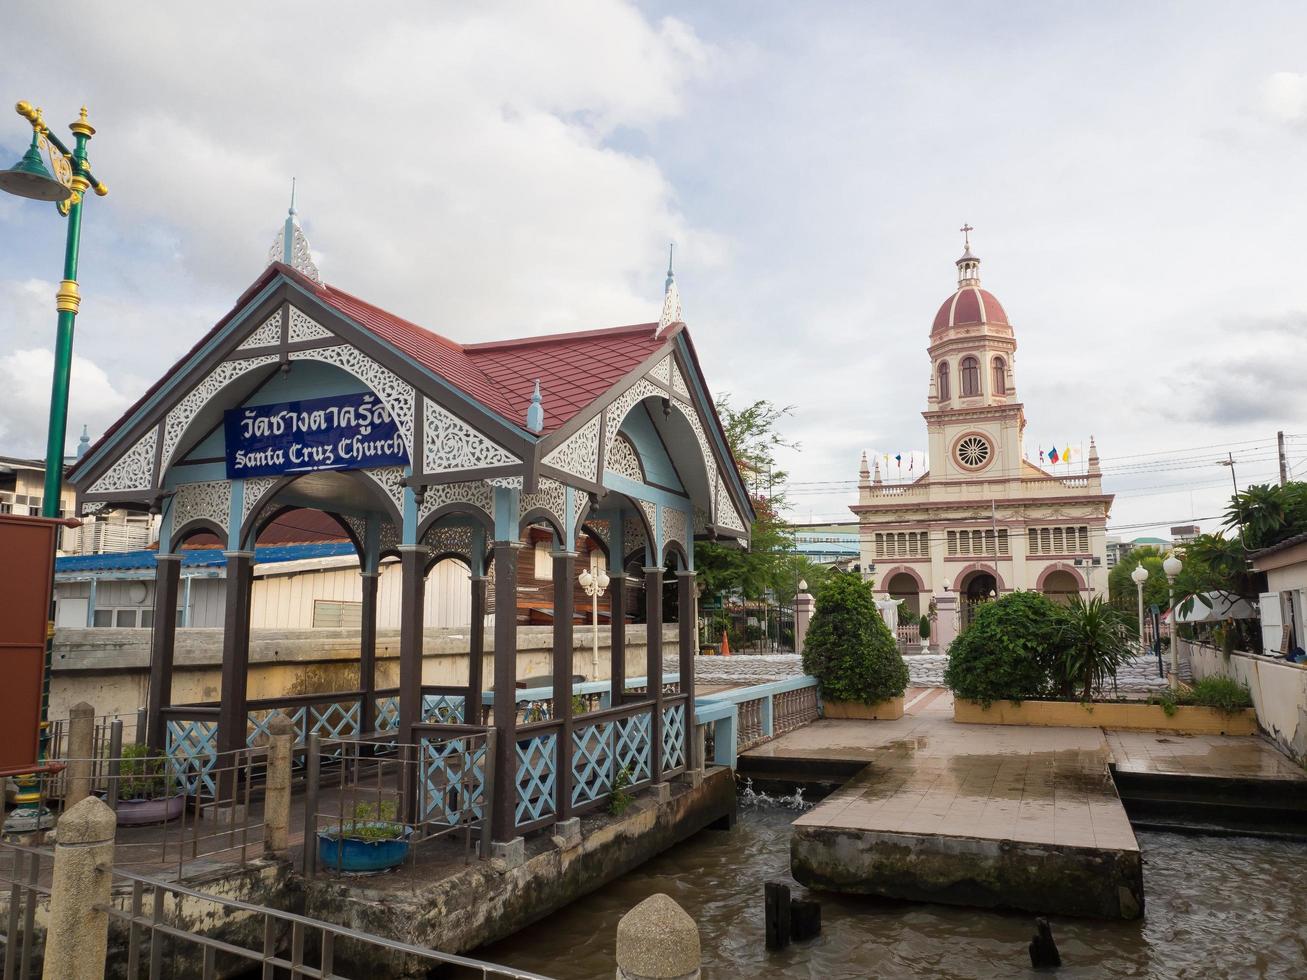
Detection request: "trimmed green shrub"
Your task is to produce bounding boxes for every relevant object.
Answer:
[1189,676,1253,713]
[919,615,931,641]
[801,572,909,704]
[944,591,1063,706]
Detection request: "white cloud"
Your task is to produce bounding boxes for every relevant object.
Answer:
[0,348,134,458]
[1263,71,1307,123]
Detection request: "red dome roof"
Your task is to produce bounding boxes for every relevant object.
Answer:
[932,286,1009,334]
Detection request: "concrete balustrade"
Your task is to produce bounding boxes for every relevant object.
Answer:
[615,893,701,979]
[262,713,295,855]
[43,797,116,980]
[63,702,96,808]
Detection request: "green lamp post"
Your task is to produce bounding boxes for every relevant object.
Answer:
[0,101,108,518]
[0,102,106,813]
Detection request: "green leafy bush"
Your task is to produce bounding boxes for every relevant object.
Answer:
[919,615,931,641]
[1053,594,1133,700]
[609,766,634,815]
[944,591,1063,706]
[119,743,170,800]
[1189,676,1253,713]
[801,572,908,704]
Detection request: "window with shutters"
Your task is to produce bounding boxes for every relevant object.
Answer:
[961,356,981,396]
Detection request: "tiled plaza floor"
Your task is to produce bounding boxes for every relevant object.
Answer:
[776,694,1139,852]
[1105,729,1307,781]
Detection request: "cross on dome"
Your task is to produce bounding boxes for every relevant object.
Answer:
[955,222,981,287]
[267,178,321,284]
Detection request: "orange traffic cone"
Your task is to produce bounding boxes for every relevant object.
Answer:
[721,630,731,656]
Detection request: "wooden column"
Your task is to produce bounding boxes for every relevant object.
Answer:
[468,575,488,724]
[358,570,379,734]
[609,573,626,706]
[677,570,697,770]
[645,565,664,783]
[396,546,426,747]
[552,550,576,820]
[146,554,181,749]
[217,551,254,801]
[491,541,521,842]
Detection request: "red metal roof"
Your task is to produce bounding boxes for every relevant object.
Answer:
[309,278,665,433]
[72,263,674,480]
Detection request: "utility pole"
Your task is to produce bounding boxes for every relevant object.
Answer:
[1278,430,1288,486]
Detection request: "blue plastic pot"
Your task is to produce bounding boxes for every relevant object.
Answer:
[317,823,413,874]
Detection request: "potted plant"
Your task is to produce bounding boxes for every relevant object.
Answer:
[918,614,931,651]
[317,799,413,874]
[801,572,910,719]
[114,743,185,826]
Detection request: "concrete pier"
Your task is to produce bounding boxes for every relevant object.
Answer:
[765,693,1146,919]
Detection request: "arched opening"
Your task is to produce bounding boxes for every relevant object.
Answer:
[937,361,950,400]
[960,356,981,397]
[885,572,921,618]
[992,356,1006,395]
[959,570,997,627]
[1041,568,1081,605]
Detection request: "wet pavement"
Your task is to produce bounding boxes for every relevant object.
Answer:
[780,694,1137,852]
[1106,728,1307,781]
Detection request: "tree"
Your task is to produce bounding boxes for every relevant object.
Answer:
[800,572,908,704]
[1107,546,1169,617]
[1054,594,1133,700]
[1224,481,1307,550]
[695,396,803,602]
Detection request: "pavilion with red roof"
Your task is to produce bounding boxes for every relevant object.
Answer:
[68,203,752,844]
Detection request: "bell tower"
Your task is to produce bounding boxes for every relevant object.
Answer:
[925,228,1024,482]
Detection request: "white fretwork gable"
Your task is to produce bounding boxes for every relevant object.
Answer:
[542,414,601,483]
[423,397,519,474]
[236,311,282,351]
[160,354,279,474]
[172,481,232,537]
[287,307,333,344]
[87,428,157,495]
[290,346,415,458]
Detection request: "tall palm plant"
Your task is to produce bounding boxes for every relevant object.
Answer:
[1055,594,1132,701]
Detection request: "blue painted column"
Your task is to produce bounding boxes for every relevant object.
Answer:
[491,485,521,842]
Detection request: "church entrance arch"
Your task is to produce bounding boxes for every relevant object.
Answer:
[959,570,997,627]
[1041,568,1081,605]
[885,572,921,618]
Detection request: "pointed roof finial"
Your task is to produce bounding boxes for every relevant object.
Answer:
[657,244,683,334]
[526,380,545,433]
[955,223,981,286]
[267,179,322,284]
[960,222,973,251]
[76,424,91,460]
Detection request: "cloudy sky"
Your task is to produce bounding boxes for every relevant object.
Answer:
[2,2,1305,536]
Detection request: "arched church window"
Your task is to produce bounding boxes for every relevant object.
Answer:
[992,357,1006,395]
[960,357,980,397]
[938,362,950,400]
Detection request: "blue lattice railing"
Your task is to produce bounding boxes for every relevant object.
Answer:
[419,734,487,825]
[661,701,687,773]
[614,710,652,785]
[514,730,558,827]
[163,716,220,796]
[570,721,615,807]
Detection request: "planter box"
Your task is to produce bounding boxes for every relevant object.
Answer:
[317,825,414,874]
[953,699,1257,735]
[823,696,904,721]
[116,793,185,827]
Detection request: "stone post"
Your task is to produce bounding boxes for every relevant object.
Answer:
[263,714,294,856]
[793,590,815,654]
[65,702,95,808]
[43,797,115,980]
[615,893,701,980]
[934,593,959,652]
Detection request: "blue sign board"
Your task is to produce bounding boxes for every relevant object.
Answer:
[224,392,408,479]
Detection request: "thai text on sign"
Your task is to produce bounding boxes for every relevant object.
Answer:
[224,391,408,478]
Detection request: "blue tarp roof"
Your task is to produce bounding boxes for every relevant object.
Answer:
[56,541,356,574]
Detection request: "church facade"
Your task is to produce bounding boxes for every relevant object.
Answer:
[851,235,1112,623]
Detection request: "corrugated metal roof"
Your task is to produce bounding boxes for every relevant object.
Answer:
[55,541,356,573]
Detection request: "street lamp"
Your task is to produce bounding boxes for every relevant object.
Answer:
[1130,563,1149,652]
[578,565,610,681]
[1,102,107,518]
[2,102,106,792]
[1163,551,1183,690]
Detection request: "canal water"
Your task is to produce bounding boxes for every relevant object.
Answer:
[480,793,1307,979]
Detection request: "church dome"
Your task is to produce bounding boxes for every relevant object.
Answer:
[930,229,1011,338]
[931,285,1009,334]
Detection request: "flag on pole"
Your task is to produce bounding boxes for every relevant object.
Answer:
[1063,445,1071,463]
[1049,447,1060,464]
[909,453,914,472]
[1039,446,1045,462]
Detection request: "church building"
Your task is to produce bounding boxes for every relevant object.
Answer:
[851,232,1112,624]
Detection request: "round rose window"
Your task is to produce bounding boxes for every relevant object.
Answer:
[956,435,991,468]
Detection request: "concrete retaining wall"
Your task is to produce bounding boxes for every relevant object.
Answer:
[303,768,736,976]
[1185,640,1307,765]
[50,624,679,722]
